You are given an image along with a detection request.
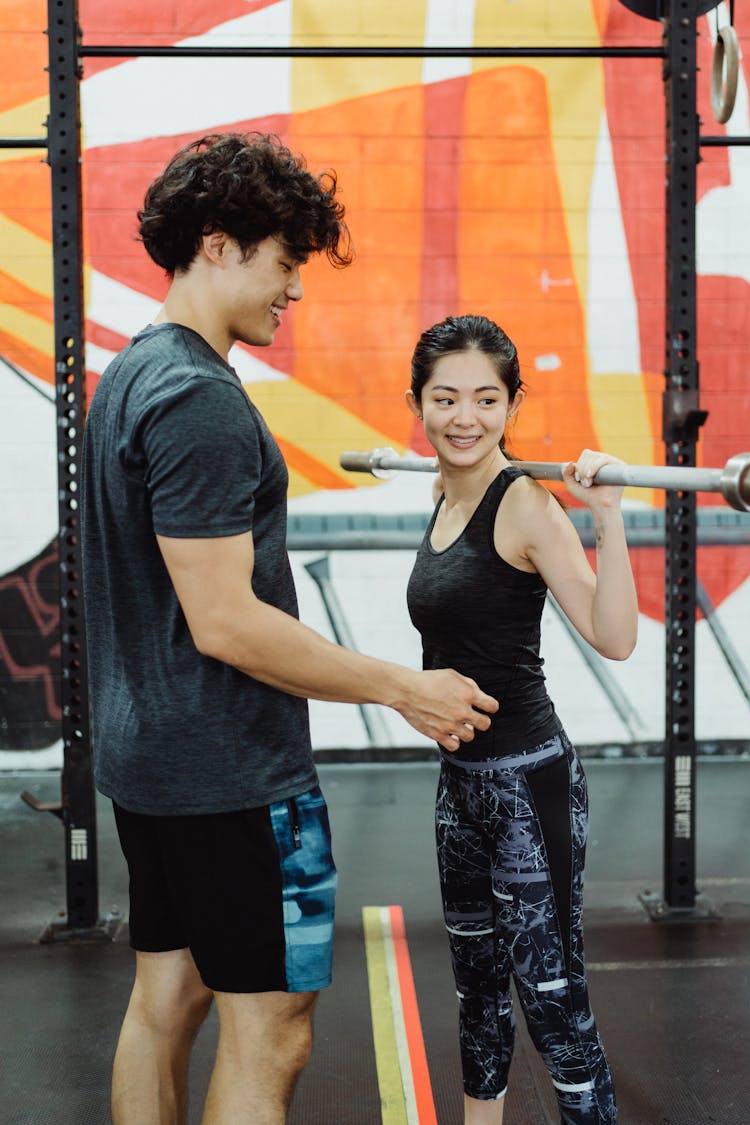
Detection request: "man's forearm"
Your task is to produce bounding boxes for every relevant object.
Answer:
[197,595,411,708]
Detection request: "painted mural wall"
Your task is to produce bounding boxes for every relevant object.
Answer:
[1,0,748,763]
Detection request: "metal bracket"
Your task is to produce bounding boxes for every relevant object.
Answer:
[20,790,64,820]
[40,908,123,945]
[639,889,721,923]
[662,389,709,444]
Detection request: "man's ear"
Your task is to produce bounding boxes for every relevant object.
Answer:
[200,229,230,265]
[405,389,422,420]
[507,388,526,419]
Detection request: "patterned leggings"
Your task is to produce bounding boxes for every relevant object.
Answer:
[436,730,617,1124]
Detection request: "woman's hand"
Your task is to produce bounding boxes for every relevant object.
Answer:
[562,449,625,510]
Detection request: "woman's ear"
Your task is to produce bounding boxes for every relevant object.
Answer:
[507,388,526,419]
[405,389,422,420]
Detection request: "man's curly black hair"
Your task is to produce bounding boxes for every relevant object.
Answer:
[137,132,352,275]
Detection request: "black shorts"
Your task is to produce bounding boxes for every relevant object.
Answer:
[112,786,337,993]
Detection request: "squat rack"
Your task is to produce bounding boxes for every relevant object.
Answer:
[2,0,746,936]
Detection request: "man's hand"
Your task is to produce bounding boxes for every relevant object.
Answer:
[396,669,498,752]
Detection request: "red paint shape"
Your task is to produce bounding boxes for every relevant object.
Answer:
[411,77,468,454]
[79,0,278,78]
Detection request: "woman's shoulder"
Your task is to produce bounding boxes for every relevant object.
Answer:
[502,467,548,506]
[504,468,563,503]
[499,470,574,546]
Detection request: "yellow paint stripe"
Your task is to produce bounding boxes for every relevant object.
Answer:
[0,97,49,164]
[243,379,403,490]
[286,465,312,497]
[363,905,408,1124]
[585,374,657,505]
[291,1,429,113]
[0,303,53,356]
[0,215,53,298]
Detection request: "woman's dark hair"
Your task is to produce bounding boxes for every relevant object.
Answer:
[411,315,524,453]
[138,132,352,275]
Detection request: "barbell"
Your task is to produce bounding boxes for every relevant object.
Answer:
[339,448,750,513]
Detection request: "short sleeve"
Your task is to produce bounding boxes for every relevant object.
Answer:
[140,376,260,538]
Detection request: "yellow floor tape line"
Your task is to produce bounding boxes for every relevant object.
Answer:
[363,905,409,1123]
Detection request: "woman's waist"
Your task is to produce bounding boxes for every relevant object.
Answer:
[441,723,569,773]
[424,659,547,699]
[446,702,562,763]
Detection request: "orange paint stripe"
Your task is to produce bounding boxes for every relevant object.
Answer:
[0,269,53,319]
[388,905,438,1125]
[0,329,52,385]
[275,435,353,492]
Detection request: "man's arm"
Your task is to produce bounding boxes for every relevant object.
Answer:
[157,530,498,751]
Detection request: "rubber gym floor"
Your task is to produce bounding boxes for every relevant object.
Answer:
[1,755,748,1125]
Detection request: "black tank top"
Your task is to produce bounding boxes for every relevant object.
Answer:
[406,466,561,759]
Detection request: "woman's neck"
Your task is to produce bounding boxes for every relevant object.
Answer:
[440,450,509,511]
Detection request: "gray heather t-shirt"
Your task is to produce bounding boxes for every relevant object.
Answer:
[81,323,317,815]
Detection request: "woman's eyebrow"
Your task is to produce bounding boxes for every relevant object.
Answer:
[430,384,500,393]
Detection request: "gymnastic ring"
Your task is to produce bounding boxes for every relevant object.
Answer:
[711,25,739,125]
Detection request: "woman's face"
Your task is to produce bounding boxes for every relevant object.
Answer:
[407,349,523,470]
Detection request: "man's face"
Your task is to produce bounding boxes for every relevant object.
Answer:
[221,235,305,348]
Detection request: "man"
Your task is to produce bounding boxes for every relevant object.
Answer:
[81,133,497,1125]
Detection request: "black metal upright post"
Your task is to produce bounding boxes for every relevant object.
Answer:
[32,0,115,941]
[641,0,716,922]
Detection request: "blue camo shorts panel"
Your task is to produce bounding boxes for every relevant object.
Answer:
[113,784,337,993]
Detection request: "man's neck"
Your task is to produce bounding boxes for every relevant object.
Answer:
[153,275,231,360]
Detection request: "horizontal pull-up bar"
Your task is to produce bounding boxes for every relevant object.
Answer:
[700,136,750,147]
[80,45,665,60]
[0,137,48,149]
[18,128,743,150]
[339,448,750,513]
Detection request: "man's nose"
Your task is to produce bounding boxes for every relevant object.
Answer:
[287,268,304,301]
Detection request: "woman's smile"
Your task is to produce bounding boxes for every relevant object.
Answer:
[446,433,483,448]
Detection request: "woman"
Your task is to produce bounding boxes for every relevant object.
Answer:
[405,314,638,1124]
